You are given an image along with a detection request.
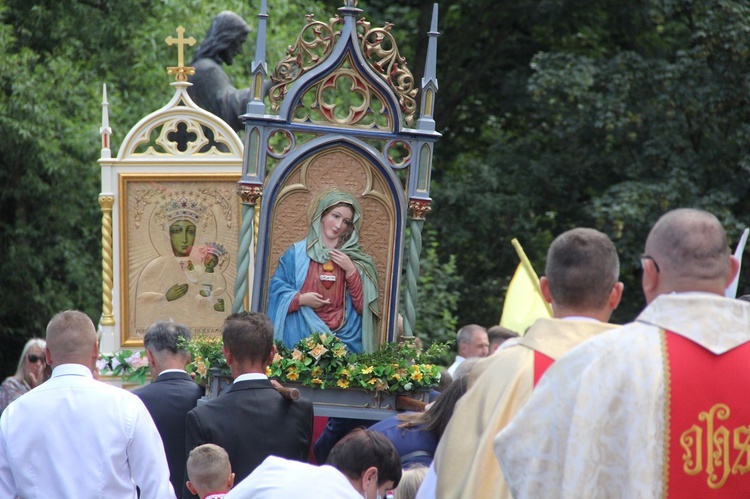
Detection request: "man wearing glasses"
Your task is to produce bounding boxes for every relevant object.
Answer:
[496,208,750,497]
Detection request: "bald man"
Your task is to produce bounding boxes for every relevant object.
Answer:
[0,311,174,498]
[495,209,750,497]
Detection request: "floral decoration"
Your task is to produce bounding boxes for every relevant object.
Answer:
[97,350,149,385]
[181,335,228,385]
[99,332,448,393]
[268,332,446,392]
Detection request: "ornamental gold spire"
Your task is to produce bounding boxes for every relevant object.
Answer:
[165,26,196,81]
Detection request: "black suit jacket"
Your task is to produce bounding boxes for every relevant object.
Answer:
[183,378,313,499]
[134,371,203,496]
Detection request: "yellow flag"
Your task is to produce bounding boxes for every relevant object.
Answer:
[499,238,553,335]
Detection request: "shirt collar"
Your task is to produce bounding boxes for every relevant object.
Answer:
[159,369,188,375]
[233,372,268,383]
[561,316,601,323]
[51,364,94,379]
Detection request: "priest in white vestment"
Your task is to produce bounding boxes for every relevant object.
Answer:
[425,228,623,499]
[495,208,750,497]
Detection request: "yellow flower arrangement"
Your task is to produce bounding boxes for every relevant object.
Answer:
[266,332,447,393]
[99,331,449,393]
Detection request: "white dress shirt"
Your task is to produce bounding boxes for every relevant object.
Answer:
[0,363,174,498]
[225,455,362,499]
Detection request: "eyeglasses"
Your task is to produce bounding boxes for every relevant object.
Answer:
[26,354,45,364]
[640,254,660,273]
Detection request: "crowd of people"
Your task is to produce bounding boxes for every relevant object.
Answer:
[1,207,749,497]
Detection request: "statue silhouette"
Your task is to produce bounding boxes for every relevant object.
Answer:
[188,11,250,131]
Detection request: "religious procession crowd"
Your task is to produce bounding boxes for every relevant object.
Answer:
[1,207,749,498]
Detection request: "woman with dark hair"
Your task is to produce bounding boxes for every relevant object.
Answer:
[368,375,469,468]
[0,338,48,414]
[268,189,379,353]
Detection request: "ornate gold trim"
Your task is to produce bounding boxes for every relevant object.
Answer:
[237,183,263,205]
[99,195,116,326]
[359,19,418,126]
[661,328,671,498]
[269,14,342,112]
[269,14,418,127]
[408,199,431,221]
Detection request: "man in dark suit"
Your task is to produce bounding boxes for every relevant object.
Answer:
[183,312,313,499]
[133,321,203,496]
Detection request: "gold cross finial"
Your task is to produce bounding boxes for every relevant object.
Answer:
[165,26,196,81]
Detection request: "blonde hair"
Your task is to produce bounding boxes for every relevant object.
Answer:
[14,338,46,381]
[187,444,232,493]
[394,465,428,499]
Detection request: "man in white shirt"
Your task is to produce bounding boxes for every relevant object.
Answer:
[225,428,401,499]
[446,324,489,377]
[0,310,174,498]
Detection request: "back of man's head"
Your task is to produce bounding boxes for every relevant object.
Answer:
[45,310,97,368]
[487,325,519,352]
[327,429,402,489]
[143,322,191,362]
[643,208,732,299]
[545,228,620,311]
[186,444,234,498]
[222,312,273,364]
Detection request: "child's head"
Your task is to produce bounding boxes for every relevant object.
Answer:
[186,444,234,499]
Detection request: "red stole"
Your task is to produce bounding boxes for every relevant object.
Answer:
[663,329,750,497]
[533,351,554,387]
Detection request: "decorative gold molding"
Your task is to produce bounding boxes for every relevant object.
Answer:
[269,13,418,127]
[269,14,341,112]
[359,19,418,126]
[237,183,263,205]
[408,199,431,221]
[99,195,116,326]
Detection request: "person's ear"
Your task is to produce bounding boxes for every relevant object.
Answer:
[540,277,553,304]
[365,466,378,485]
[641,257,659,295]
[223,345,234,365]
[145,349,157,368]
[45,347,53,366]
[227,472,235,489]
[609,282,624,310]
[186,481,197,495]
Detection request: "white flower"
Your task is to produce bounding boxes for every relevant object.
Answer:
[111,357,121,369]
[95,358,108,372]
[126,351,147,369]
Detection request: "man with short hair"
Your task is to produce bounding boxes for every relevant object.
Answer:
[446,324,489,376]
[134,321,203,495]
[225,428,402,499]
[186,444,235,499]
[427,228,623,499]
[184,312,313,499]
[486,325,519,354]
[496,208,750,496]
[0,310,174,498]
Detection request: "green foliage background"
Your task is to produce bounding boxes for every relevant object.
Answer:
[2,0,750,373]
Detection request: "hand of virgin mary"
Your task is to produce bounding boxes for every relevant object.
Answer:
[299,292,331,309]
